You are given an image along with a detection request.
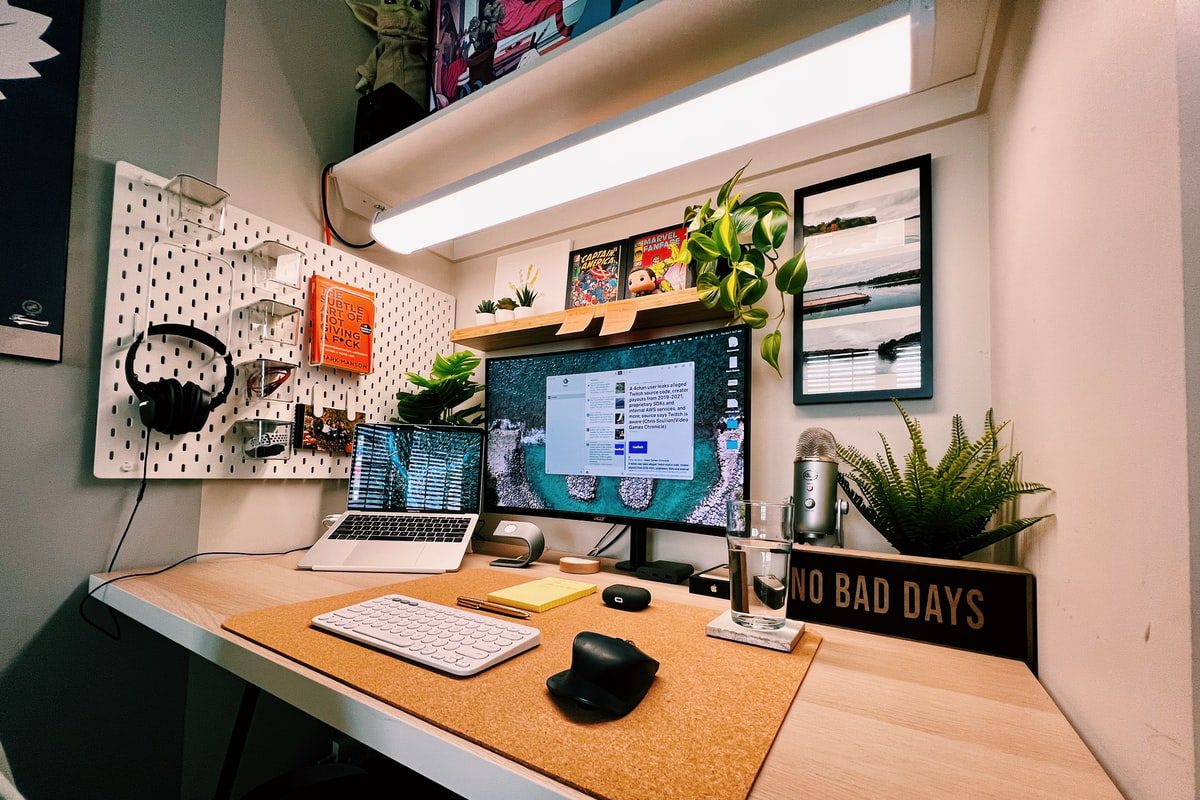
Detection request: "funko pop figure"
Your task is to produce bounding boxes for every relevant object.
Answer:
[627,266,661,296]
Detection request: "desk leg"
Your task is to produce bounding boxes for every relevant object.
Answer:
[213,682,260,800]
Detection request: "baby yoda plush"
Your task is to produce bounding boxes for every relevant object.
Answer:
[347,0,432,104]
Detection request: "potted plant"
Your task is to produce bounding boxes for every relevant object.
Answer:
[474,299,497,325]
[837,400,1051,560]
[495,297,517,322]
[393,351,484,426]
[664,163,806,376]
[511,265,540,319]
[466,1,504,85]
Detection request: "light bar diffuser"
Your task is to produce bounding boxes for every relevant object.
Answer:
[373,13,913,254]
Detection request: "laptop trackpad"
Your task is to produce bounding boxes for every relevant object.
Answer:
[347,541,424,565]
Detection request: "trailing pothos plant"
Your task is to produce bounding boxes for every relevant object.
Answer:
[665,164,807,375]
[837,400,1051,560]
[393,351,484,426]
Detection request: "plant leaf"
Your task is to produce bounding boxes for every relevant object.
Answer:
[687,232,722,261]
[760,329,781,375]
[715,212,741,262]
[718,270,740,311]
[767,209,789,249]
[739,306,769,329]
[741,191,789,216]
[774,249,808,294]
[696,271,721,307]
[739,275,769,305]
[717,163,748,207]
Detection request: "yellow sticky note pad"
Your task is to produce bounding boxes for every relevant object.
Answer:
[487,577,597,613]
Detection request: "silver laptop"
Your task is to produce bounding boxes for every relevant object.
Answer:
[300,423,483,573]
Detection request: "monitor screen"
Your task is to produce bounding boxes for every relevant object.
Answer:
[484,326,750,533]
[348,423,483,513]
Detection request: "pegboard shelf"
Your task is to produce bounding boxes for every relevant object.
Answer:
[250,240,304,293]
[449,288,727,351]
[95,161,455,480]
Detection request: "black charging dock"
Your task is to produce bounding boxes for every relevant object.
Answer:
[614,524,695,584]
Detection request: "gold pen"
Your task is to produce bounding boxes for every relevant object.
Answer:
[456,596,530,619]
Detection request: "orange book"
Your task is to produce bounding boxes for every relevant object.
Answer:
[308,275,375,374]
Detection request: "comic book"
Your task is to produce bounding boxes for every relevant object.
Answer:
[625,224,691,298]
[565,240,625,307]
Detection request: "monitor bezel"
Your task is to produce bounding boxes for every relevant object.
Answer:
[348,422,486,513]
[483,325,751,536]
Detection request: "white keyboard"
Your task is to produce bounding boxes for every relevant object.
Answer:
[311,593,540,677]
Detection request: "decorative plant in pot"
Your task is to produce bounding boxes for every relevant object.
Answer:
[837,400,1051,560]
[510,265,540,319]
[495,297,517,322]
[665,163,807,376]
[394,351,484,426]
[474,299,497,325]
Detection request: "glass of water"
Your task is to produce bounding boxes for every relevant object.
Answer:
[727,500,794,630]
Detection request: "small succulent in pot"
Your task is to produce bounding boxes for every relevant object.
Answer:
[495,296,517,322]
[510,265,540,318]
[474,298,497,325]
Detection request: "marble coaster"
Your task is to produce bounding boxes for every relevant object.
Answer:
[705,610,806,652]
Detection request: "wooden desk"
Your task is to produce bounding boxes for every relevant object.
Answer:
[90,552,1120,799]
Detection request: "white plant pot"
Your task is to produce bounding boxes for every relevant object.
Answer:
[474,312,496,325]
[495,309,515,322]
[513,306,536,319]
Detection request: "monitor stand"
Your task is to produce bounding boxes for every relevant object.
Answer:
[615,524,695,584]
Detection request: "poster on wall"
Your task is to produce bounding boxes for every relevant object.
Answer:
[493,239,572,314]
[0,0,84,362]
[431,0,645,111]
[792,155,933,405]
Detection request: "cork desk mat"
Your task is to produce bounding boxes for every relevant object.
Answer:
[222,569,822,800]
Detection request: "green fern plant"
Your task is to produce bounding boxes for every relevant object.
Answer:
[837,400,1051,559]
[393,351,483,426]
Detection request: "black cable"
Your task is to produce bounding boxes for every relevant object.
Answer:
[107,433,152,573]
[321,163,375,249]
[588,523,629,558]
[80,546,313,641]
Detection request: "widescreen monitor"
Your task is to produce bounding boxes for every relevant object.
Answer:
[484,326,750,534]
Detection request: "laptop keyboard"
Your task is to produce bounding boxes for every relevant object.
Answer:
[329,514,473,543]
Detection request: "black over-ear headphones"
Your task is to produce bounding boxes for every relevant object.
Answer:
[124,323,236,435]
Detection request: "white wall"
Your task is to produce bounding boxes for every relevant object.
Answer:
[988,2,1195,798]
[452,117,993,567]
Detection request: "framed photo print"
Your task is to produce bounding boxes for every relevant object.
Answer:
[792,154,932,405]
[566,240,626,308]
[623,224,691,299]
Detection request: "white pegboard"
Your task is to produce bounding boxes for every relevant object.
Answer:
[94,161,455,479]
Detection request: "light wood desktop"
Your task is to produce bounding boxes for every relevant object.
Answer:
[90,549,1121,800]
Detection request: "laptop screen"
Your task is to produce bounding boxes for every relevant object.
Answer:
[347,424,484,513]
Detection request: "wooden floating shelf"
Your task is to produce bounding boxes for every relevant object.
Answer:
[450,289,728,351]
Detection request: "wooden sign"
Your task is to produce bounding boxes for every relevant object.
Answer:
[786,547,1037,670]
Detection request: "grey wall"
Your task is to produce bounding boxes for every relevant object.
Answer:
[0,1,226,797]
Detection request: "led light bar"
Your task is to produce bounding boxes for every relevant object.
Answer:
[372,12,913,254]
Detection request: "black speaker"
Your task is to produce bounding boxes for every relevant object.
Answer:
[353,83,429,154]
[124,323,235,436]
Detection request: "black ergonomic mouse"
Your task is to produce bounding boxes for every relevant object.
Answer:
[546,632,660,717]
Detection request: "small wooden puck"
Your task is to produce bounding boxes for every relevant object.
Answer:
[559,556,601,574]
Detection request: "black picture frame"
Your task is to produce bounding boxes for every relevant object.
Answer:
[792,154,933,405]
[565,239,627,308]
